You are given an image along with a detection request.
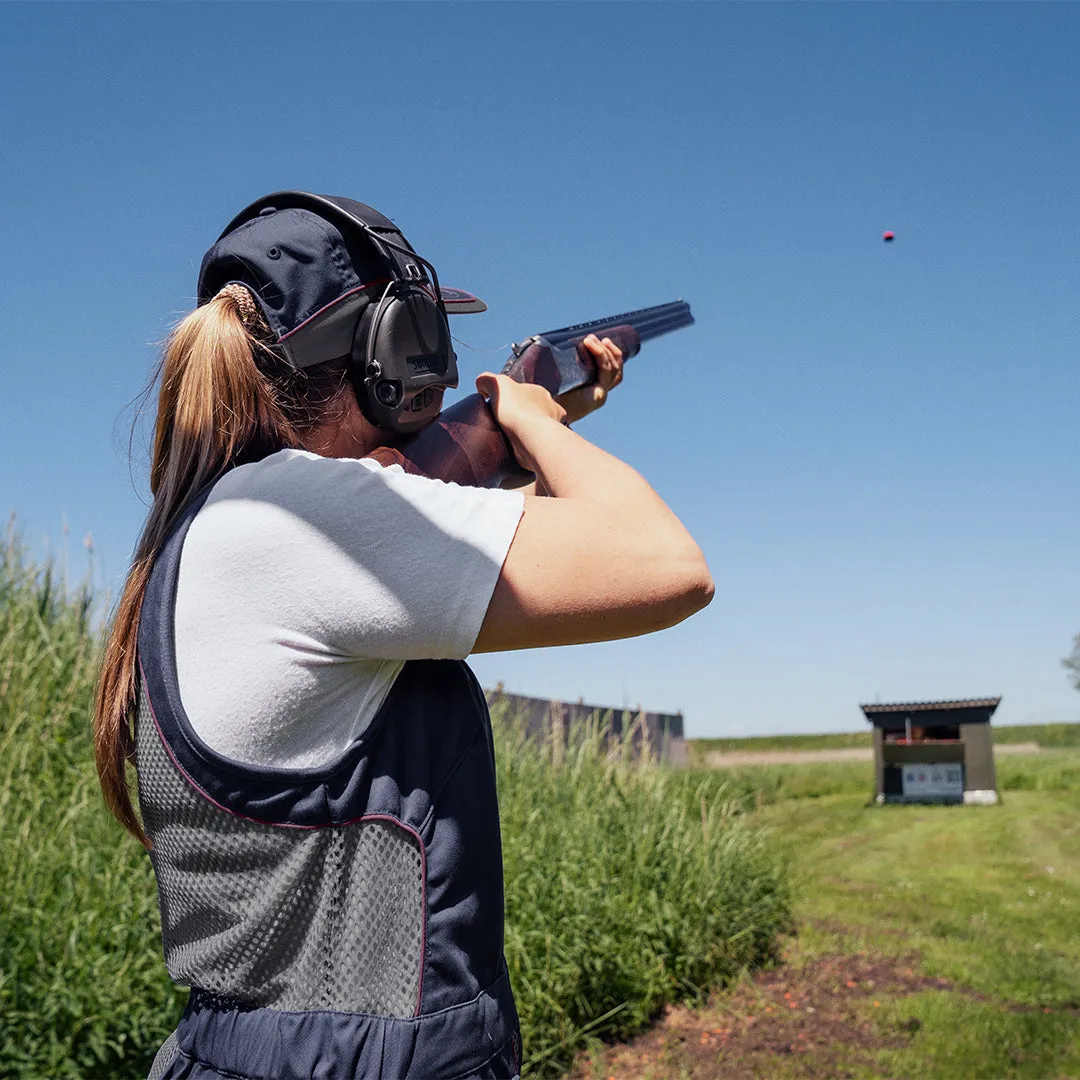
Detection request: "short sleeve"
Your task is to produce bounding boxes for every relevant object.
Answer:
[184,449,525,661]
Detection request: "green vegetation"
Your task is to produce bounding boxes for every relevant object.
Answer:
[577,736,1080,1077]
[691,730,874,757]
[0,531,187,1078]
[689,717,1080,761]
[633,743,1079,1079]
[0,534,791,1079]
[750,778,1080,1078]
[11,519,1074,1080]
[495,714,790,1076]
[995,722,1080,748]
[692,749,1080,806]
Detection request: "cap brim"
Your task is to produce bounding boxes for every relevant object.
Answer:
[439,287,487,314]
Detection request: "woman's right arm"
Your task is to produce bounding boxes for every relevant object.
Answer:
[472,372,714,654]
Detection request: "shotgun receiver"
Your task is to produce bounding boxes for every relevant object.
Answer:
[366,300,694,487]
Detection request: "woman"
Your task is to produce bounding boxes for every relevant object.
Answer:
[94,192,713,1080]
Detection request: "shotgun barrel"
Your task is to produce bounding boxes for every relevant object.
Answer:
[502,299,694,397]
[369,299,695,488]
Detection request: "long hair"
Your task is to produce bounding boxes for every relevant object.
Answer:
[93,288,349,844]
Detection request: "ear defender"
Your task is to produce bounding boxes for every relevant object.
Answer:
[353,275,459,434]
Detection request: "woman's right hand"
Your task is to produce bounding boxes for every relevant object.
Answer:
[475,373,566,475]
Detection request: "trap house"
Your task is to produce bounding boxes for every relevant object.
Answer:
[861,698,1001,806]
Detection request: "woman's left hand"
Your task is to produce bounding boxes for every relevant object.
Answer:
[556,334,624,424]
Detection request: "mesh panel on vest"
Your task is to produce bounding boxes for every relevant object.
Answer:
[136,688,424,1016]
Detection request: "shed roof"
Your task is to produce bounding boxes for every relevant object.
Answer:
[860,698,1001,715]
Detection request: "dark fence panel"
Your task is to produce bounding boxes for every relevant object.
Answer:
[485,688,688,765]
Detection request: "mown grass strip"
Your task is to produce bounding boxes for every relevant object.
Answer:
[749,786,1080,1078]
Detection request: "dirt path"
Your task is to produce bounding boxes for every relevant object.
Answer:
[705,742,1040,767]
[570,944,953,1080]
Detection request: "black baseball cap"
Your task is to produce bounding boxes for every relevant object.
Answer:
[197,191,486,371]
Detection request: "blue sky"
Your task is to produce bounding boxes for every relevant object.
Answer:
[2,2,1077,736]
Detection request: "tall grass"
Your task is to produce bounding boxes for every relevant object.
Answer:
[0,532,791,1078]
[0,528,187,1078]
[495,714,791,1076]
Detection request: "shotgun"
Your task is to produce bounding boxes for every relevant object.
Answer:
[366,300,694,487]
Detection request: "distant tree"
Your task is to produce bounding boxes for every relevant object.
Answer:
[1065,633,1080,693]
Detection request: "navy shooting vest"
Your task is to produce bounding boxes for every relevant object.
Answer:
[135,488,521,1079]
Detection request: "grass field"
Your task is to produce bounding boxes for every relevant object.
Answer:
[579,749,1080,1080]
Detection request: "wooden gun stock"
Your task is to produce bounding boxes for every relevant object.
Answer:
[366,301,693,487]
[364,389,520,487]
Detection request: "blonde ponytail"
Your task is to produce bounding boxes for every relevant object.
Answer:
[94,289,345,844]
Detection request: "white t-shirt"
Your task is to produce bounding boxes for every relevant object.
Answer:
[173,449,525,770]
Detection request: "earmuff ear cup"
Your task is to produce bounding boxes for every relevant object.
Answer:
[377,290,452,376]
[351,285,459,434]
